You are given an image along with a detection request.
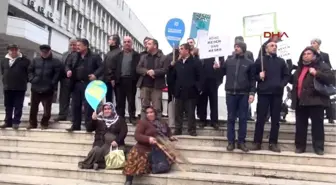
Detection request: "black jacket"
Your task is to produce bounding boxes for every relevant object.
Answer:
[103,46,121,81]
[1,54,30,91]
[201,56,225,86]
[60,51,77,79]
[228,50,254,61]
[108,50,140,83]
[166,49,180,102]
[66,49,104,82]
[320,51,332,69]
[171,56,203,99]
[220,54,256,95]
[28,54,61,93]
[290,58,334,109]
[255,55,290,95]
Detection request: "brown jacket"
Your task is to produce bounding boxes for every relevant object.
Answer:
[136,50,169,89]
[134,120,172,153]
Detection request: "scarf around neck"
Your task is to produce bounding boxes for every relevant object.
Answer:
[97,102,119,128]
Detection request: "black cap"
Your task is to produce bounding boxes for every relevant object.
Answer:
[234,36,244,43]
[234,42,247,53]
[7,44,19,50]
[39,44,51,51]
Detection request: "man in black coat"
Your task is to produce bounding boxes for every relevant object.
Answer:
[65,39,104,132]
[251,41,290,153]
[27,45,61,130]
[311,38,335,123]
[55,38,77,121]
[108,36,140,124]
[0,44,30,129]
[172,43,203,136]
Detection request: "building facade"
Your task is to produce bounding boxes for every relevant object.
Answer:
[0,0,152,103]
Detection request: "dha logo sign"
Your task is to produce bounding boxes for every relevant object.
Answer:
[263,32,289,39]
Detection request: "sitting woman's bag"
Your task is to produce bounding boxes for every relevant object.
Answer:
[149,145,171,174]
[105,146,126,170]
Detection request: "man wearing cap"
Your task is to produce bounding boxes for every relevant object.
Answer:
[0,44,31,129]
[54,38,78,122]
[214,42,255,152]
[27,45,62,130]
[104,34,121,102]
[65,38,104,132]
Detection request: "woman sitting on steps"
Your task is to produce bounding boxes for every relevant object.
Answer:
[78,102,128,170]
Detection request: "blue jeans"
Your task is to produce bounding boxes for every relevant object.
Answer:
[226,94,249,143]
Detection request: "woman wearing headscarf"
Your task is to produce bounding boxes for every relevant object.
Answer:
[122,106,177,185]
[78,102,128,170]
[290,47,334,155]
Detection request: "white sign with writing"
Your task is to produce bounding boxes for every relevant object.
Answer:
[198,35,230,59]
[277,41,291,60]
[243,13,276,37]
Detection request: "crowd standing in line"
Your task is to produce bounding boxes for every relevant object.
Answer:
[0,34,335,185]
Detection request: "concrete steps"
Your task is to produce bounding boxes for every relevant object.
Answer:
[0,159,334,185]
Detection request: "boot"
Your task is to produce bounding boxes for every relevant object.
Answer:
[269,144,281,153]
[0,123,12,129]
[226,142,235,151]
[237,143,249,152]
[211,122,219,130]
[295,148,305,154]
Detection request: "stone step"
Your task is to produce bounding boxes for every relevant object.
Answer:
[0,141,335,167]
[0,159,333,185]
[1,130,335,154]
[0,174,110,185]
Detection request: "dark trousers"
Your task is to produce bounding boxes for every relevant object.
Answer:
[254,94,282,144]
[226,94,249,143]
[198,80,218,123]
[115,77,136,118]
[29,91,53,126]
[325,101,335,120]
[248,106,252,119]
[58,78,71,119]
[295,105,324,151]
[71,81,94,131]
[175,98,196,133]
[105,81,114,103]
[4,90,25,125]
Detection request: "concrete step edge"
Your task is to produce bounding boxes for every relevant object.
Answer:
[1,134,335,147]
[0,159,333,185]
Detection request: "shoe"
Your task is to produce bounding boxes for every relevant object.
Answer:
[26,124,37,130]
[54,117,66,122]
[328,119,335,124]
[173,130,182,135]
[247,118,255,121]
[295,148,305,154]
[226,143,235,151]
[211,123,219,130]
[124,181,132,185]
[129,117,136,126]
[199,121,207,128]
[12,124,19,130]
[93,163,99,170]
[66,125,80,132]
[0,123,12,129]
[78,162,84,169]
[314,149,324,155]
[237,143,249,152]
[189,132,197,137]
[269,144,281,153]
[280,119,286,122]
[250,143,262,151]
[41,125,48,130]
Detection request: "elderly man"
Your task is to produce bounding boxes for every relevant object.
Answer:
[109,36,140,124]
[55,38,77,122]
[311,38,335,124]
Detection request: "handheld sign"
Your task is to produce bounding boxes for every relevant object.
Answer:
[85,80,107,111]
[165,18,185,48]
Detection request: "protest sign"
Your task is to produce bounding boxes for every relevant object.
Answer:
[198,35,230,59]
[165,18,185,48]
[277,41,291,60]
[189,12,211,39]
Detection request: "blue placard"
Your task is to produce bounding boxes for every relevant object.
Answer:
[84,80,107,111]
[189,12,211,39]
[165,18,185,48]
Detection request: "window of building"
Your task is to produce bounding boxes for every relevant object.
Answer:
[121,1,124,10]
[129,10,132,19]
[56,1,61,11]
[64,7,68,16]
[49,0,53,5]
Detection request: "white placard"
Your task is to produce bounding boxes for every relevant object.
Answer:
[198,35,230,59]
[243,13,276,37]
[277,41,291,60]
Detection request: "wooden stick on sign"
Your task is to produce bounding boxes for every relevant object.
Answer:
[259,35,265,81]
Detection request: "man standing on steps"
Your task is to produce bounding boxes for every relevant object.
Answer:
[136,38,169,120]
[104,35,121,103]
[27,45,61,130]
[65,39,104,132]
[54,38,77,122]
[109,36,140,124]
[172,43,203,136]
[251,41,290,153]
[0,44,30,129]
[214,42,255,152]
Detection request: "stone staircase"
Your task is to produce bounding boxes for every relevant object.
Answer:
[0,111,335,185]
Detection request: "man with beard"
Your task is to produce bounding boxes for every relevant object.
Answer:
[251,41,290,153]
[54,38,77,122]
[27,45,61,130]
[109,36,140,124]
[104,34,121,102]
